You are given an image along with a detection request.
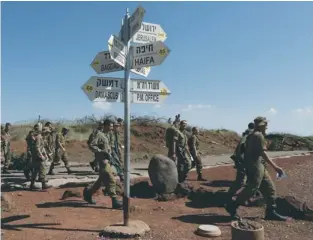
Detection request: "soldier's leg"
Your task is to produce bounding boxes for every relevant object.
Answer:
[225,165,264,218]
[30,161,39,190]
[195,156,206,181]
[38,161,49,189]
[48,152,60,175]
[102,162,122,209]
[177,158,185,183]
[2,149,12,173]
[84,159,104,204]
[228,166,246,197]
[61,152,73,174]
[24,152,32,181]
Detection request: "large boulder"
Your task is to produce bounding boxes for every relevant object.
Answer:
[148,154,178,194]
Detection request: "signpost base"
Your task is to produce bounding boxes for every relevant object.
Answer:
[99,220,150,238]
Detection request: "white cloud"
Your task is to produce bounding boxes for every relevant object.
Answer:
[181,104,212,112]
[293,107,313,114]
[92,101,112,111]
[267,107,277,115]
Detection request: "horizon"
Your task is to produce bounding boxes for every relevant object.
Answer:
[1,1,312,136]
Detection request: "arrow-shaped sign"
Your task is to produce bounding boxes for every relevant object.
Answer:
[91,51,151,77]
[131,22,167,44]
[129,6,146,40]
[108,35,126,68]
[131,41,171,69]
[81,76,170,104]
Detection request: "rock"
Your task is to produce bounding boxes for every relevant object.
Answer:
[1,193,14,212]
[148,154,178,194]
[60,190,82,200]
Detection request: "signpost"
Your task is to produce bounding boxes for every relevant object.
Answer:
[131,22,167,44]
[83,6,171,227]
[131,41,170,69]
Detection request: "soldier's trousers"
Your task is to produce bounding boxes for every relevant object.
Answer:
[86,160,117,197]
[228,164,247,197]
[193,155,203,175]
[50,151,70,170]
[24,151,33,179]
[31,158,46,182]
[2,148,11,170]
[176,152,191,183]
[235,163,276,209]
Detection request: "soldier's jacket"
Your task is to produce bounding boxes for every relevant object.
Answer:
[113,131,122,156]
[56,132,66,152]
[106,131,115,150]
[230,132,251,168]
[48,131,57,152]
[89,131,111,160]
[25,130,35,152]
[176,129,188,149]
[87,129,99,146]
[188,134,199,157]
[32,133,46,161]
[244,131,267,167]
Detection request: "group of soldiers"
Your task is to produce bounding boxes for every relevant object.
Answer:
[165,115,291,221]
[165,116,206,183]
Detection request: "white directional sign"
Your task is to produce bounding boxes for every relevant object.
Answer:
[108,35,126,67]
[90,51,123,74]
[129,6,146,39]
[131,79,171,95]
[82,76,170,104]
[132,41,170,69]
[91,51,151,77]
[131,22,167,44]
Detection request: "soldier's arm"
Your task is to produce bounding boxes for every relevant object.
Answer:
[172,131,178,154]
[35,136,45,159]
[56,134,66,151]
[89,133,103,153]
[257,134,280,170]
[189,135,198,157]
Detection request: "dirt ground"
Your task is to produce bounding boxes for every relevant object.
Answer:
[2,155,313,240]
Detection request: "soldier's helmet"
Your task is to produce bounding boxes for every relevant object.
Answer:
[254,116,268,127]
[248,122,255,130]
[42,127,51,133]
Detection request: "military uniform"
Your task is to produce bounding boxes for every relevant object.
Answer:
[1,127,12,173]
[48,130,72,174]
[176,129,191,183]
[165,125,178,159]
[83,130,122,209]
[30,130,49,190]
[111,129,124,181]
[24,130,35,180]
[88,128,101,172]
[188,133,205,180]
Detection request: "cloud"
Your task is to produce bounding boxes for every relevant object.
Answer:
[153,104,162,109]
[92,101,112,111]
[293,107,313,114]
[267,107,277,115]
[181,104,212,112]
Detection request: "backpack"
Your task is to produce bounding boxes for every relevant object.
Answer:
[165,126,177,148]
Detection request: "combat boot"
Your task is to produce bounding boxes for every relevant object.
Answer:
[265,207,291,221]
[83,187,96,204]
[197,173,207,181]
[30,182,40,191]
[66,167,73,174]
[42,181,51,191]
[24,169,31,181]
[47,166,55,175]
[225,200,241,220]
[111,197,123,209]
[89,162,95,170]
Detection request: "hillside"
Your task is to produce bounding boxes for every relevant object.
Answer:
[4,115,313,167]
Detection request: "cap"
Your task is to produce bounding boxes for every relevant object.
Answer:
[254,116,268,127]
[180,120,187,125]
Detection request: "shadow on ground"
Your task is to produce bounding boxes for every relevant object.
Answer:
[36,200,111,210]
[201,180,233,188]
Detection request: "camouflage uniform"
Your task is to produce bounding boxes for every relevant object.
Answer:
[188,133,205,180]
[1,125,12,173]
[176,129,191,183]
[30,129,49,189]
[48,129,72,174]
[83,130,122,209]
[165,124,179,159]
[110,129,124,181]
[88,128,100,171]
[24,130,35,180]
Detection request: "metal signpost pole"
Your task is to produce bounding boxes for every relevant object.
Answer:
[122,8,131,227]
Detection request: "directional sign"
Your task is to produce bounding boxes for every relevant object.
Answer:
[131,22,167,44]
[108,35,126,67]
[131,79,171,95]
[132,41,170,69]
[90,51,123,74]
[129,6,145,39]
[90,51,151,77]
[131,91,169,104]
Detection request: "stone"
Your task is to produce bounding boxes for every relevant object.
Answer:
[196,224,222,237]
[100,220,150,238]
[148,154,178,194]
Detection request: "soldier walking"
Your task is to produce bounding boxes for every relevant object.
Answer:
[1,123,12,174]
[83,119,122,209]
[188,127,207,181]
[30,127,50,190]
[225,117,290,221]
[48,127,73,175]
[88,121,104,172]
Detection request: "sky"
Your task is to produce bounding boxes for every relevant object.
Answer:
[1,1,312,136]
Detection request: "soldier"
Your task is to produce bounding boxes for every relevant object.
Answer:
[1,123,12,174]
[88,121,104,172]
[30,127,50,190]
[24,124,40,180]
[112,121,124,182]
[228,122,255,198]
[83,119,123,209]
[225,117,290,221]
[174,120,192,183]
[44,122,57,163]
[165,120,179,160]
[48,127,73,175]
[188,127,206,181]
[117,118,123,126]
